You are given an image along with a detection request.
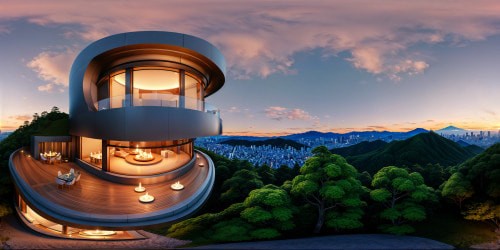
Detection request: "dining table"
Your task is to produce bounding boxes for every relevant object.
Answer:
[43,151,58,164]
[58,172,75,182]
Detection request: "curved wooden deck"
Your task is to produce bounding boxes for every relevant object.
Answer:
[9,149,214,229]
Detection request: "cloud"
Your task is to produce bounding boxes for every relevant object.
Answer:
[483,109,497,116]
[265,106,314,121]
[2,0,500,81]
[9,115,31,121]
[27,48,77,92]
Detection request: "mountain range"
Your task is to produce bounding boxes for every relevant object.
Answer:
[331,132,483,174]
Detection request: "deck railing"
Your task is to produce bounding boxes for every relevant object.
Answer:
[94,94,220,118]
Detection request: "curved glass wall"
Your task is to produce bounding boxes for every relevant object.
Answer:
[94,66,219,116]
[107,139,193,176]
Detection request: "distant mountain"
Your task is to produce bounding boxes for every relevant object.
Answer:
[456,140,470,147]
[336,132,481,174]
[403,128,429,137]
[463,145,484,155]
[281,131,339,140]
[281,128,429,142]
[221,138,306,150]
[436,126,466,135]
[331,140,388,157]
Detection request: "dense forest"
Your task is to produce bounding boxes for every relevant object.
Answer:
[0,108,498,248]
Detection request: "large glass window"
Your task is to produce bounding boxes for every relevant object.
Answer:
[95,65,205,111]
[111,72,126,108]
[107,139,194,176]
[80,137,102,168]
[185,73,202,110]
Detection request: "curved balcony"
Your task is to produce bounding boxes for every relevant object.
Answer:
[94,94,220,119]
[9,149,215,230]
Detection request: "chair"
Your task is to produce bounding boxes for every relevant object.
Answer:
[55,154,62,164]
[40,153,48,164]
[65,178,76,189]
[55,177,66,189]
[70,168,75,174]
[75,172,81,183]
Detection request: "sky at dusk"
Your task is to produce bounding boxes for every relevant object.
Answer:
[1,1,500,136]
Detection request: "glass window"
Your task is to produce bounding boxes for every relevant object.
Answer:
[185,74,202,110]
[111,72,126,108]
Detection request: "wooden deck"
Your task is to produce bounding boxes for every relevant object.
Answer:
[10,149,212,222]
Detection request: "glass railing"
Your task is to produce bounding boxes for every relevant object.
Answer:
[94,94,220,118]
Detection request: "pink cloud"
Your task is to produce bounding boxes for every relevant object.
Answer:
[265,106,314,121]
[2,0,500,82]
[27,48,77,92]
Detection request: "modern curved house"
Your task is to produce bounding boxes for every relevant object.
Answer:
[9,31,225,239]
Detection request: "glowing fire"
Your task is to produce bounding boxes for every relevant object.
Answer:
[135,151,153,160]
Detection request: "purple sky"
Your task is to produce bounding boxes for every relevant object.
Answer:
[1,1,500,135]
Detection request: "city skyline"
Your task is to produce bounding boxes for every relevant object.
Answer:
[1,1,500,135]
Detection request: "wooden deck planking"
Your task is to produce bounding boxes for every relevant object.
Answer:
[12,151,209,215]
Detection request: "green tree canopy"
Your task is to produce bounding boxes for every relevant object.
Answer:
[220,169,264,204]
[370,166,436,235]
[441,172,474,209]
[291,146,366,233]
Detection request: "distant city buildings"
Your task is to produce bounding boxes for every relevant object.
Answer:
[439,130,500,148]
[196,137,311,168]
[197,129,500,169]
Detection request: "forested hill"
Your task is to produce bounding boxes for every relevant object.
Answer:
[456,143,500,200]
[220,138,306,150]
[331,140,388,156]
[333,132,483,174]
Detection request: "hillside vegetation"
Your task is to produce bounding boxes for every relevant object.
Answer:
[333,132,481,174]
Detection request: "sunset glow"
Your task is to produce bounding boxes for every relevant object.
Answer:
[1,0,500,134]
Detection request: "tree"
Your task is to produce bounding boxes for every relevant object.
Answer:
[463,201,499,232]
[220,169,263,204]
[257,164,276,184]
[441,172,474,209]
[50,106,60,113]
[240,185,295,238]
[370,166,436,235]
[291,146,366,233]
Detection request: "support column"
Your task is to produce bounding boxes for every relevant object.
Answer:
[62,225,68,235]
[179,70,185,108]
[125,68,133,107]
[102,140,109,172]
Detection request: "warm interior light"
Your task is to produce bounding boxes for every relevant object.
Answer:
[134,150,153,161]
[80,229,116,236]
[113,70,179,91]
[171,181,184,190]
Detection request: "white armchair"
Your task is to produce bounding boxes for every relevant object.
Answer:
[55,177,65,189]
